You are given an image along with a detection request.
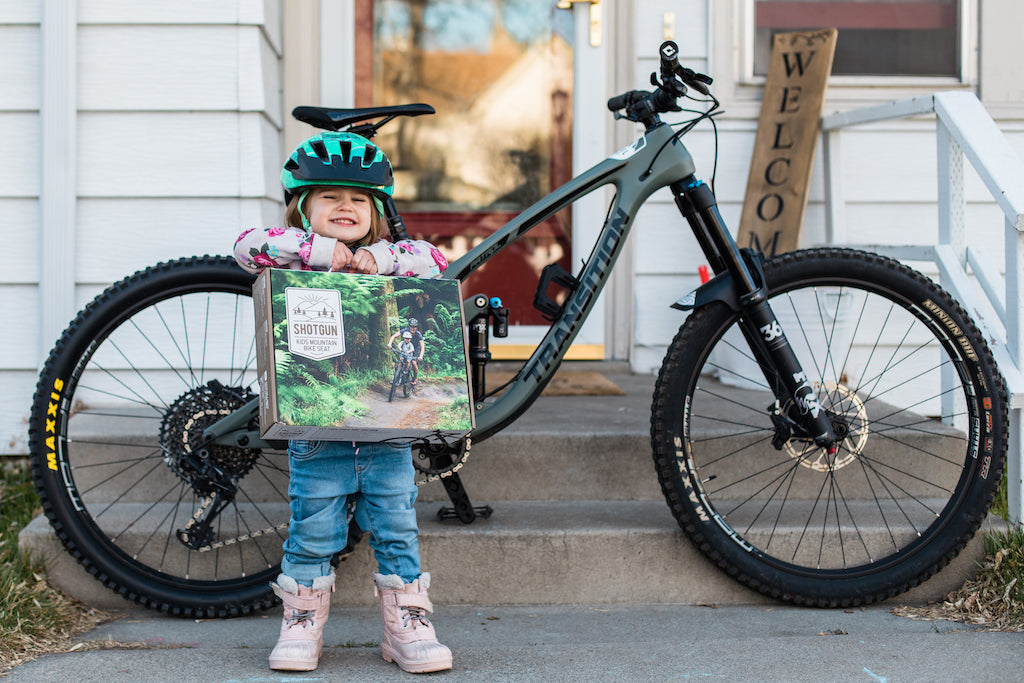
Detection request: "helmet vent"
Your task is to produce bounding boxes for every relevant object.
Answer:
[363,143,378,167]
[310,139,329,161]
[283,158,299,171]
[339,139,353,162]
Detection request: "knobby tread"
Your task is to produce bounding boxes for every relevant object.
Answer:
[650,248,1007,607]
[28,256,280,618]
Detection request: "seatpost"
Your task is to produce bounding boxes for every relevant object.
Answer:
[382,197,410,241]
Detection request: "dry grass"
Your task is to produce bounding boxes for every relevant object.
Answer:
[893,526,1024,632]
[0,462,110,675]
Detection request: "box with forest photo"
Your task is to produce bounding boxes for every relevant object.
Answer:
[253,269,474,441]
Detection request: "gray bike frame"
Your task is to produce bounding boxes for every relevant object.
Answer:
[210,117,832,451]
[447,122,696,441]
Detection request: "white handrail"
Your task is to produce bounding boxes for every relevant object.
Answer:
[820,91,1024,524]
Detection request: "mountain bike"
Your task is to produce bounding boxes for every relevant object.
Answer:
[28,41,1008,616]
[389,347,415,402]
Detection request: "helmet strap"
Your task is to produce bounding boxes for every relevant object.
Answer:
[297,189,312,230]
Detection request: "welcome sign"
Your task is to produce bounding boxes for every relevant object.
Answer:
[741,29,838,256]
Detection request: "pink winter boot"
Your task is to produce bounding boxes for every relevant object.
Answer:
[374,572,453,673]
[268,572,335,671]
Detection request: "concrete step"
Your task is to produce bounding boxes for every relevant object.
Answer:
[20,368,989,612]
[58,372,966,504]
[20,500,993,611]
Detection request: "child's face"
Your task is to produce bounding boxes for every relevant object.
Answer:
[305,187,373,245]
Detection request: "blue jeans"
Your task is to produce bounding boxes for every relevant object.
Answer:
[281,440,421,586]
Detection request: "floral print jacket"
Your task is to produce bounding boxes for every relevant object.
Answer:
[233,226,448,278]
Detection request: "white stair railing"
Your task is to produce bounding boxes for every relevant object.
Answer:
[821,91,1024,524]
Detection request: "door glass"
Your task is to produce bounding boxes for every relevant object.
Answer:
[358,0,575,326]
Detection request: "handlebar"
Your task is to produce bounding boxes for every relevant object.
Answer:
[607,41,715,127]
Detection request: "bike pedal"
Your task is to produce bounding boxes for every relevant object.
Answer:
[436,504,494,523]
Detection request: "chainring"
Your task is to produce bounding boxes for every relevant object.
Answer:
[412,437,472,485]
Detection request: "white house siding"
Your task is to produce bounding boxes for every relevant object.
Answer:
[5,0,1023,455]
[627,0,1024,374]
[1,0,283,455]
[1,1,42,456]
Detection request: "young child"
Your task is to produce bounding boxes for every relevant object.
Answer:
[234,131,452,674]
[388,318,424,384]
[397,330,416,360]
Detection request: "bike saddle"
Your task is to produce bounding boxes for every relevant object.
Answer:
[292,104,435,132]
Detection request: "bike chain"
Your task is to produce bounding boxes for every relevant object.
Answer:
[413,437,472,486]
[181,492,290,553]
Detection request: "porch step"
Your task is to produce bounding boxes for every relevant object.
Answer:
[19,500,991,610]
[18,369,991,611]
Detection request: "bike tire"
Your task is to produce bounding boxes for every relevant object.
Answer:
[651,248,1007,607]
[29,256,296,617]
[403,374,411,399]
[389,365,401,402]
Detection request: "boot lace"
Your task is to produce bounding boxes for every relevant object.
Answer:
[401,606,431,629]
[286,608,316,628]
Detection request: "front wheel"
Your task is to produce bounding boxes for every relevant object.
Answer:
[651,248,1007,606]
[389,363,402,402]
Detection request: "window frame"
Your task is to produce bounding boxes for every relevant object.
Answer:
[736,0,977,91]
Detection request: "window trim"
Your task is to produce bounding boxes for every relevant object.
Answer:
[736,0,977,88]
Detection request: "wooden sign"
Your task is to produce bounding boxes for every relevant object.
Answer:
[740,29,837,256]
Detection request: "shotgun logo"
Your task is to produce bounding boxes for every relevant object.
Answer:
[285,287,345,360]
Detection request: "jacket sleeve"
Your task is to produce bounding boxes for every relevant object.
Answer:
[233,227,336,273]
[359,239,449,278]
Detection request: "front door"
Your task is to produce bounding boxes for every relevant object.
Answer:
[351,0,610,359]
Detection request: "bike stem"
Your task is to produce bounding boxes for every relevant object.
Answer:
[673,177,838,450]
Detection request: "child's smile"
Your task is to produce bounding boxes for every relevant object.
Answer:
[306,187,373,245]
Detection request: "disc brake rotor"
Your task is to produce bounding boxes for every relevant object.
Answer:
[784,382,868,472]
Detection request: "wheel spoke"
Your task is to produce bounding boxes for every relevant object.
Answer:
[31,257,289,616]
[652,249,1004,605]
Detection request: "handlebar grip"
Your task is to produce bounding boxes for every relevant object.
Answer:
[660,41,680,78]
[607,90,643,112]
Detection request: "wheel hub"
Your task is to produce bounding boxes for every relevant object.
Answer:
[784,382,868,472]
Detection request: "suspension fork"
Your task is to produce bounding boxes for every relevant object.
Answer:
[672,178,837,450]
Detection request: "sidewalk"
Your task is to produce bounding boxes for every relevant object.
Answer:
[8,602,1024,681]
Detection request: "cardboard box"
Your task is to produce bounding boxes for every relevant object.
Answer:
[253,268,474,441]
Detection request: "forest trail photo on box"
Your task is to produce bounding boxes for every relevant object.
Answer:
[269,270,471,431]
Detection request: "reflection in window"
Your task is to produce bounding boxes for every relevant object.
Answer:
[358,0,576,327]
[370,0,574,212]
[754,0,959,77]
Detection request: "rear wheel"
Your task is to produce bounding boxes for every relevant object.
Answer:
[29,256,294,617]
[651,248,1007,606]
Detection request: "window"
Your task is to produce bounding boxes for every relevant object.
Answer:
[754,0,960,77]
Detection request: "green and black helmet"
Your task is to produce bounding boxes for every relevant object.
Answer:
[281,131,394,204]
